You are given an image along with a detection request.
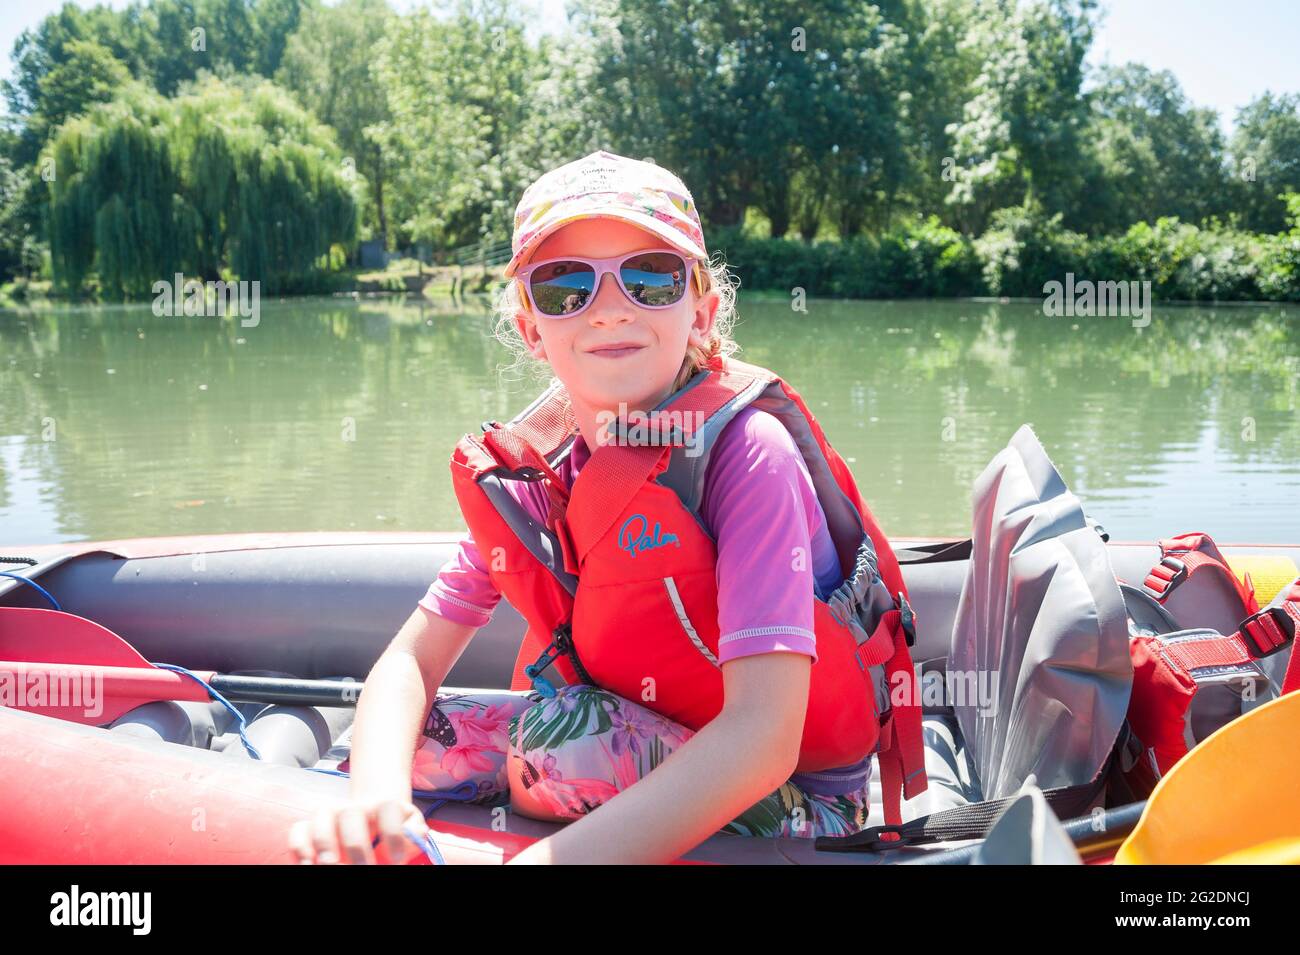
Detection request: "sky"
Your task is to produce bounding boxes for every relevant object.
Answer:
[2,0,1297,134]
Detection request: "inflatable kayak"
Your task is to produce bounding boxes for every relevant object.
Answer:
[4,527,1297,865]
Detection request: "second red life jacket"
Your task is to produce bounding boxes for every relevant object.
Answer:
[449,355,928,826]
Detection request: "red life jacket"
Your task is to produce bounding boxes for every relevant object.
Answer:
[449,355,928,826]
[1120,533,1299,794]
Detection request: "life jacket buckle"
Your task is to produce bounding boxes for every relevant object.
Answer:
[896,592,916,647]
[602,414,689,448]
[1143,555,1188,599]
[524,628,568,698]
[524,623,590,697]
[1239,606,1295,657]
[479,423,555,484]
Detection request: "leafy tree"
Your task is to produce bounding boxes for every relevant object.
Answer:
[45,76,358,297]
[372,0,553,249]
[1231,93,1300,234]
[277,0,394,243]
[944,0,1096,234]
[1077,63,1227,233]
[25,40,132,159]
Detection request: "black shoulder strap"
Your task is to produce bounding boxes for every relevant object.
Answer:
[893,539,973,566]
[815,728,1136,853]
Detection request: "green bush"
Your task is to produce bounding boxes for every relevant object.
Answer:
[716,202,1295,303]
[1257,193,1300,302]
[1101,218,1264,301]
[716,218,984,300]
[973,205,1091,298]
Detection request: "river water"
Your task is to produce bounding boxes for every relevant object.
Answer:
[2,295,1297,545]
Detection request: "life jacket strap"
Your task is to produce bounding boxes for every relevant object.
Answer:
[1241,577,1300,695]
[873,592,927,831]
[1142,532,1259,615]
[1162,577,1299,691]
[480,420,571,529]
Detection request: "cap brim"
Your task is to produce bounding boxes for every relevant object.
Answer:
[504,210,707,278]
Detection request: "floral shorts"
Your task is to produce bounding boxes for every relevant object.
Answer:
[401,683,869,840]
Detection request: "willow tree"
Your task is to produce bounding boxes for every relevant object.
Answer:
[45,76,360,298]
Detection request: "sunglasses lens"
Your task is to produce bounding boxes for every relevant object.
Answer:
[529,260,595,315]
[620,252,689,306]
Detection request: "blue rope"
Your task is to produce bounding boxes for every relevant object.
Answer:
[151,663,262,760]
[403,823,446,865]
[0,571,62,611]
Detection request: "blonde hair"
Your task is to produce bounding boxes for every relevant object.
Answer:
[490,252,741,392]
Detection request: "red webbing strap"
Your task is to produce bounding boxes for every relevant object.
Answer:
[1161,636,1252,674]
[1143,532,1259,614]
[1250,578,1300,695]
[482,427,570,525]
[508,385,579,459]
[1285,632,1300,695]
[874,614,927,831]
[479,387,580,545]
[564,362,770,566]
[1157,584,1296,683]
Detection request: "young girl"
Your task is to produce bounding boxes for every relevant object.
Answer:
[289,150,924,865]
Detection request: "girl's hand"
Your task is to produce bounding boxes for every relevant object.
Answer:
[288,797,428,865]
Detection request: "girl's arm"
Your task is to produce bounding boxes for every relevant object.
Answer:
[347,605,478,803]
[507,650,811,865]
[347,531,501,805]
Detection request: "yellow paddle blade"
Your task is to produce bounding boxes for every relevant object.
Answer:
[1225,554,1299,607]
[1116,691,1300,865]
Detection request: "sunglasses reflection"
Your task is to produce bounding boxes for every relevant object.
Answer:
[531,255,690,316]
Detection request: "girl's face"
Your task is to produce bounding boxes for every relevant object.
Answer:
[513,218,718,414]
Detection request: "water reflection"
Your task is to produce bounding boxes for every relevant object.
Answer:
[2,295,1296,545]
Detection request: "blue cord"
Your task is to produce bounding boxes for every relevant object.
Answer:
[403,823,446,865]
[0,571,62,611]
[151,662,263,760]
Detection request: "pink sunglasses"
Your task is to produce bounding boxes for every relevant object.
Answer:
[515,248,704,318]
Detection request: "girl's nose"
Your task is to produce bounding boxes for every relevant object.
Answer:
[585,272,634,325]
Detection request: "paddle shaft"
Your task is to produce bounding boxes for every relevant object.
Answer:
[1,660,482,708]
[206,677,480,707]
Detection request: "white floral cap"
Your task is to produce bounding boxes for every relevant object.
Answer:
[504,149,708,278]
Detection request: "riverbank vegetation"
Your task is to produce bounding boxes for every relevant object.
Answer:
[1,0,1298,303]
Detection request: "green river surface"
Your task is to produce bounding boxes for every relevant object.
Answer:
[2,295,1297,546]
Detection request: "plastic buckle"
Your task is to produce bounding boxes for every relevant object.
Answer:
[857,825,911,851]
[500,465,547,482]
[897,592,916,647]
[602,415,687,449]
[1240,607,1294,657]
[524,636,565,698]
[813,824,911,853]
[1144,555,1188,599]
